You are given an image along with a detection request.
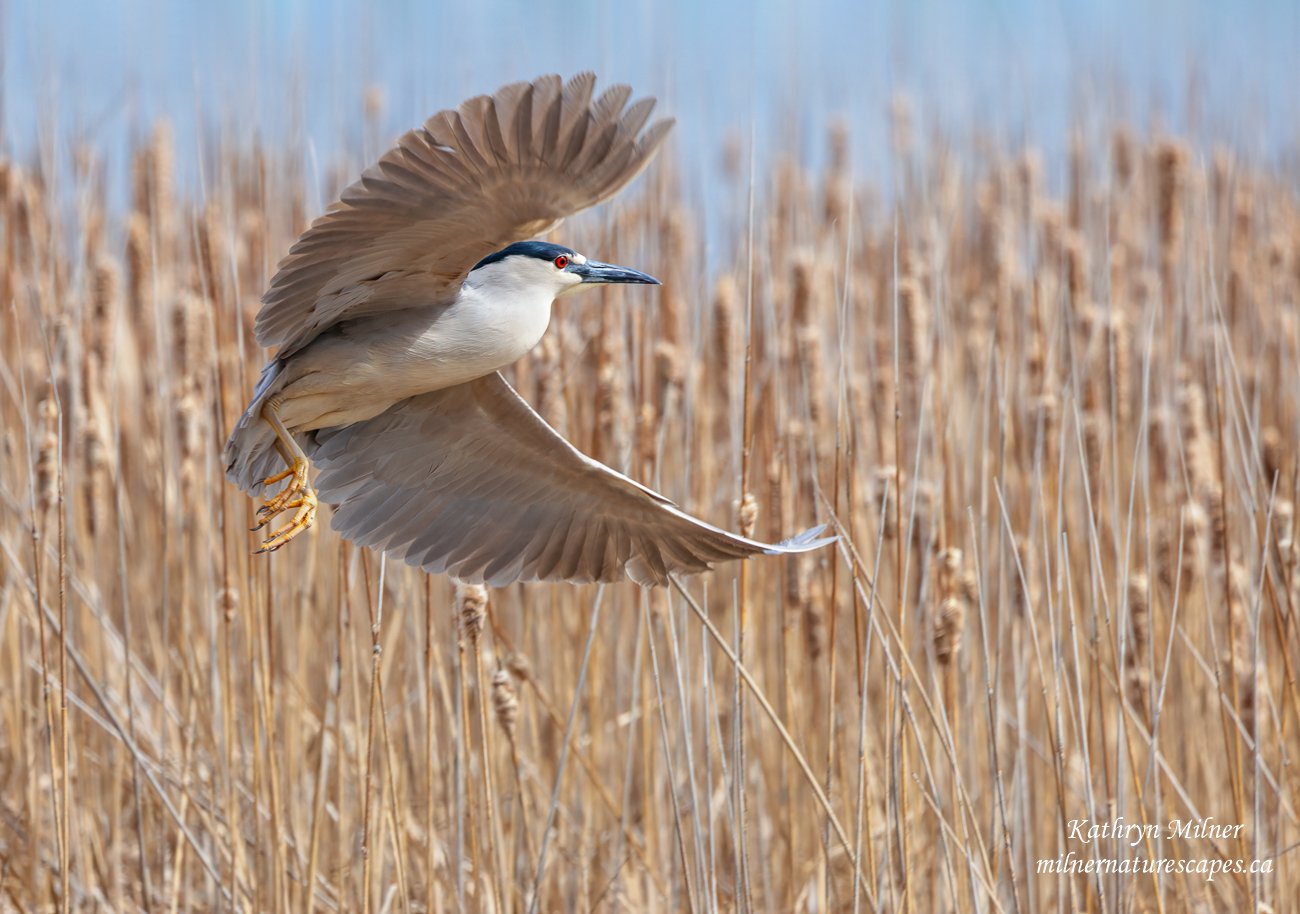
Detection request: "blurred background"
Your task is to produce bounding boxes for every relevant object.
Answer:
[4,0,1298,207]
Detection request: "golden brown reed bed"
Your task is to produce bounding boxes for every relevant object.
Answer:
[1,109,1299,912]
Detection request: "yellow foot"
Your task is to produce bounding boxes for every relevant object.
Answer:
[253,457,310,530]
[254,490,318,554]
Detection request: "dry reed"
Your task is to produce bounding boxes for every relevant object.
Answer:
[1,97,1299,914]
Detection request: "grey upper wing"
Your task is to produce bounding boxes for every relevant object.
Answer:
[256,73,674,358]
[310,373,832,586]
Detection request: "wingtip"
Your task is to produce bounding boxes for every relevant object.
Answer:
[765,524,838,555]
[645,117,677,144]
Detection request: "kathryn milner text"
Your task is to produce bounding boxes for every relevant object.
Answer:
[1066,818,1243,847]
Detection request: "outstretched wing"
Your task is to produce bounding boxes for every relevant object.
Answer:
[310,373,833,586]
[256,73,674,357]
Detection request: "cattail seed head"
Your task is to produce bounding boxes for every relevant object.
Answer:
[36,432,59,513]
[1236,661,1261,729]
[1219,560,1251,622]
[1064,134,1085,231]
[126,214,151,309]
[1111,126,1135,186]
[538,335,570,438]
[959,570,979,605]
[173,289,202,373]
[150,123,174,226]
[1125,572,1153,719]
[792,254,827,431]
[1031,393,1058,447]
[1202,487,1229,562]
[800,574,826,662]
[657,209,688,347]
[1018,146,1043,203]
[933,597,966,666]
[594,321,630,460]
[738,492,758,539]
[217,588,239,622]
[82,415,110,536]
[506,652,533,684]
[1178,382,1215,494]
[90,258,119,328]
[240,210,266,287]
[909,482,938,553]
[1065,232,1088,305]
[822,128,852,229]
[1260,426,1284,483]
[1128,573,1150,653]
[898,276,930,389]
[652,340,682,419]
[177,390,204,468]
[1082,414,1105,486]
[457,582,488,644]
[711,274,739,393]
[792,253,816,330]
[937,547,963,598]
[1156,140,1189,280]
[1168,501,1210,594]
[636,402,658,469]
[491,668,519,740]
[1215,562,1258,724]
[34,398,59,513]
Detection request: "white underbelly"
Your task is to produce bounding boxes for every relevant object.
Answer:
[275,297,552,431]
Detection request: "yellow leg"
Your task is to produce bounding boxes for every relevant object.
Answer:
[252,399,318,552]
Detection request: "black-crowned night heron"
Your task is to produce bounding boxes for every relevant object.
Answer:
[224,73,831,585]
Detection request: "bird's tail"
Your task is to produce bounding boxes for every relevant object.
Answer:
[223,360,315,495]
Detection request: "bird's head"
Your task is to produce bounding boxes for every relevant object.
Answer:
[467,241,659,300]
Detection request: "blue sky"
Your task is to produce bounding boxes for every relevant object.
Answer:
[2,0,1297,194]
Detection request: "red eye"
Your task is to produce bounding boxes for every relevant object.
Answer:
[554,255,568,269]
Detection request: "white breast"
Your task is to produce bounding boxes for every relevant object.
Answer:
[421,280,555,376]
[275,261,560,431]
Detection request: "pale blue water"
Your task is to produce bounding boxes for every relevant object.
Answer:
[3,0,1297,201]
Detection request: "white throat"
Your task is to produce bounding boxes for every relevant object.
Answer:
[448,256,572,370]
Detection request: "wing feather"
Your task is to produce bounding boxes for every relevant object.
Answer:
[478,506,546,583]
[310,373,833,586]
[256,74,674,357]
[532,511,577,582]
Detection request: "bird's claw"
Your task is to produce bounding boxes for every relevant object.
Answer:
[254,492,318,553]
[253,459,317,552]
[257,462,307,520]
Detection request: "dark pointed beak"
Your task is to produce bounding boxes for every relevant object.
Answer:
[571,259,660,285]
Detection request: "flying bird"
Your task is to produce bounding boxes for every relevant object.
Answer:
[224,73,831,586]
